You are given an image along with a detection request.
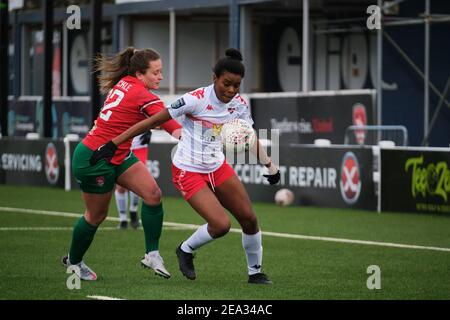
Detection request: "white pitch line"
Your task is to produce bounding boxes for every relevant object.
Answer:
[1,206,450,253]
[86,295,125,301]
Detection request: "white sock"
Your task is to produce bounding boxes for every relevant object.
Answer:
[129,192,140,213]
[115,190,128,222]
[181,224,214,253]
[242,231,263,275]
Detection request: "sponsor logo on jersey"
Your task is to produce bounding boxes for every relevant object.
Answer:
[340,152,361,204]
[206,104,214,111]
[189,88,205,99]
[235,94,247,106]
[212,123,223,136]
[45,143,59,185]
[171,98,186,109]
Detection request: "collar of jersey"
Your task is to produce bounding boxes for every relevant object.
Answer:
[123,75,146,88]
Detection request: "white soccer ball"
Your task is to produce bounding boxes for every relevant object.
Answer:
[274,188,295,207]
[220,119,256,153]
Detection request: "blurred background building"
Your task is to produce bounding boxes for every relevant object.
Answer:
[1,0,450,146]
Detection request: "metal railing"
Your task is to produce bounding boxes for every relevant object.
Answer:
[344,125,408,146]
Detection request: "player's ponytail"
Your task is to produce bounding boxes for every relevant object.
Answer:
[213,48,245,78]
[95,47,160,94]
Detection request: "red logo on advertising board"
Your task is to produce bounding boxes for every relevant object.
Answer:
[340,152,361,204]
[45,143,59,185]
[352,103,367,145]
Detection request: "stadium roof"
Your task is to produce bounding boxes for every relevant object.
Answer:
[12,0,380,24]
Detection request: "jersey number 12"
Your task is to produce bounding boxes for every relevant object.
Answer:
[100,89,125,121]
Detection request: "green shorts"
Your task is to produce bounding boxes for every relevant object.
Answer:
[72,142,139,194]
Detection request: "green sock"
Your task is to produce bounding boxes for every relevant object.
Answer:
[68,216,98,265]
[141,202,164,253]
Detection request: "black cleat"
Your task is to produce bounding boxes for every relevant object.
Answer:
[248,273,273,285]
[176,244,196,280]
[61,255,69,267]
[117,221,128,229]
[129,211,140,229]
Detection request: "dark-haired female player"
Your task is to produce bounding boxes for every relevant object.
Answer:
[90,49,280,284]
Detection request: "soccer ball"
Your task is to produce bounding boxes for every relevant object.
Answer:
[274,189,295,206]
[220,119,256,153]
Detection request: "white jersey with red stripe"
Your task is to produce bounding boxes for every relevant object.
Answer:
[167,84,253,173]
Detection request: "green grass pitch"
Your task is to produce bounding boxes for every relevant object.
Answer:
[0,185,449,300]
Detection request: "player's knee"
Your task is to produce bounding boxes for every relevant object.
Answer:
[85,211,107,226]
[241,213,258,234]
[142,187,162,206]
[210,220,231,238]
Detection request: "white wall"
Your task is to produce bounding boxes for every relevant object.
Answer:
[132,19,171,90]
[176,21,216,90]
[130,16,260,94]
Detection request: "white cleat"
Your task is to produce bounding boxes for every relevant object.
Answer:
[62,255,97,281]
[141,252,171,279]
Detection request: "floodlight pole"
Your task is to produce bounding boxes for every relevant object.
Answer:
[229,0,239,49]
[90,0,102,124]
[43,0,53,138]
[424,0,430,144]
[169,8,176,95]
[376,0,383,134]
[302,0,309,92]
[0,0,8,137]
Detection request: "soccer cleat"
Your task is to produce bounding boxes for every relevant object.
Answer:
[141,252,171,279]
[175,244,196,280]
[248,273,272,285]
[117,221,128,229]
[62,255,97,281]
[129,211,140,229]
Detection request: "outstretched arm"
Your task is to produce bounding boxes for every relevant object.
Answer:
[112,109,172,146]
[89,109,172,165]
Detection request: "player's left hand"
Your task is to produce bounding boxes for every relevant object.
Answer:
[263,162,280,185]
[140,131,152,145]
[89,141,117,165]
[264,170,280,185]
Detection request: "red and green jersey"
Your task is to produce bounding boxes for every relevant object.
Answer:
[83,75,180,165]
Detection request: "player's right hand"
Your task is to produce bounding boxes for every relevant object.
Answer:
[89,141,118,165]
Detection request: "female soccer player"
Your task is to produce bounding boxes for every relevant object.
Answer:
[115,132,151,230]
[90,48,280,284]
[63,47,181,281]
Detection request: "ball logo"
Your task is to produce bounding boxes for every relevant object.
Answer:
[340,152,361,204]
[45,143,59,185]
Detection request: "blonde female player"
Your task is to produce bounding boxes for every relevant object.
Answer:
[63,47,181,281]
[90,48,280,284]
